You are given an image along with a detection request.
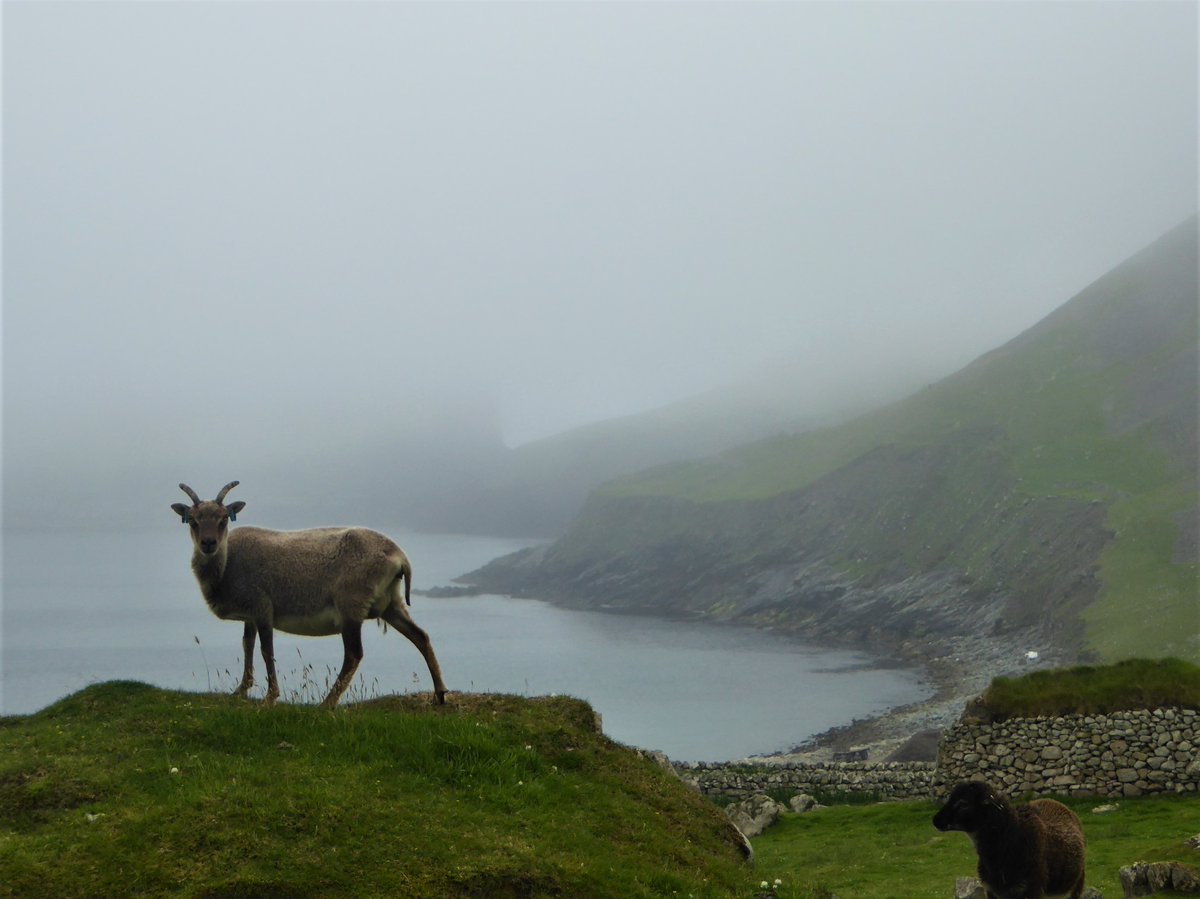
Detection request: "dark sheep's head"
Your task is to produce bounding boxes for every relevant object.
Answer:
[933,780,1008,834]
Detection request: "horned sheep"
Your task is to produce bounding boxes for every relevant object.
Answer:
[933,780,1087,899]
[171,481,448,707]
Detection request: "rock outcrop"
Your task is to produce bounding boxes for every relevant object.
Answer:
[724,794,787,839]
[1120,861,1200,896]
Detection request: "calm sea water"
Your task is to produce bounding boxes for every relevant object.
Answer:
[1,527,929,760]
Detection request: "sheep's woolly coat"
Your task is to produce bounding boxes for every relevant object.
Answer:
[933,780,1086,899]
[193,526,412,634]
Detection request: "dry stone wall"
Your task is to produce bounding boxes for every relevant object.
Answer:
[936,707,1199,798]
[675,760,934,801]
[676,708,1198,803]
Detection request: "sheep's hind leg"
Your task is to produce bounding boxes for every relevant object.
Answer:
[383,605,448,704]
[233,622,256,697]
[322,620,364,708]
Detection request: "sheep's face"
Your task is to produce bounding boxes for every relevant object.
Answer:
[171,499,246,556]
[933,780,1005,834]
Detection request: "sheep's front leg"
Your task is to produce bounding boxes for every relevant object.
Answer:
[322,620,364,708]
[256,621,280,706]
[233,622,256,697]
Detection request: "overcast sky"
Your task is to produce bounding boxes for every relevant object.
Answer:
[3,1,1197,505]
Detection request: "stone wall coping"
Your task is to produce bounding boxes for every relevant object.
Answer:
[676,760,935,771]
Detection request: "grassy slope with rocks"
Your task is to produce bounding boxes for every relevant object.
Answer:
[467,217,1198,665]
[3,683,1197,899]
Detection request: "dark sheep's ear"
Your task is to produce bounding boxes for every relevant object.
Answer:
[171,503,191,523]
[226,500,246,522]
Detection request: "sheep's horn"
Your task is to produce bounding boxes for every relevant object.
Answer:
[215,481,240,504]
[178,483,202,506]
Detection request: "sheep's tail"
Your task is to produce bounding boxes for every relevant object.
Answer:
[399,557,412,606]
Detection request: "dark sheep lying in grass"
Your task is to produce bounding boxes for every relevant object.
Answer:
[933,780,1086,899]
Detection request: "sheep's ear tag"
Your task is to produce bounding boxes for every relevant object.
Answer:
[180,510,190,524]
[229,512,237,522]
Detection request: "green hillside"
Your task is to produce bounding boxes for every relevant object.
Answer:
[470,218,1199,663]
[610,218,1197,505]
[0,683,748,898]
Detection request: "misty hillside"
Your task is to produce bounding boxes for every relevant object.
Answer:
[346,333,941,538]
[460,358,937,537]
[467,217,1199,664]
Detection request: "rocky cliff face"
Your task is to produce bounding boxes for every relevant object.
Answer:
[467,429,1113,662]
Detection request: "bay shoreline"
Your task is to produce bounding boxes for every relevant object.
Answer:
[749,633,1068,765]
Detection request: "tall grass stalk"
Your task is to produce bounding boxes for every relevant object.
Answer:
[192,635,211,692]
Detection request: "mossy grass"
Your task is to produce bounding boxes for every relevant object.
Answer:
[977,657,1200,719]
[0,682,749,898]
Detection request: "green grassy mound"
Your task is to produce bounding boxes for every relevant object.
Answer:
[978,657,1200,720]
[0,682,748,898]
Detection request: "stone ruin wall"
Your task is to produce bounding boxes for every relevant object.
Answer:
[678,708,1199,801]
[935,707,1199,799]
